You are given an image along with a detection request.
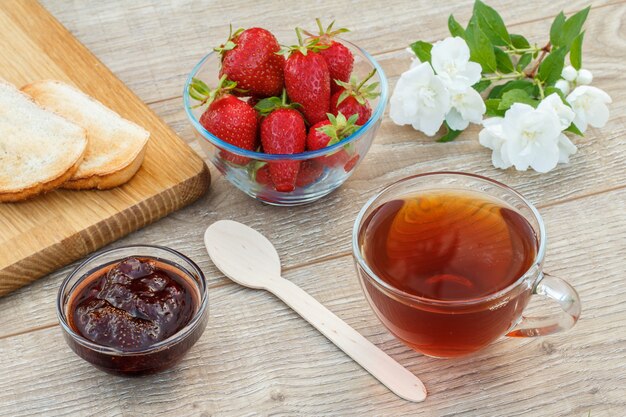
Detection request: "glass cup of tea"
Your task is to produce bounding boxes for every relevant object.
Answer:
[352,172,581,358]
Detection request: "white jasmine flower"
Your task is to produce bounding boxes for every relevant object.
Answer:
[555,79,571,96]
[445,86,486,130]
[561,65,578,82]
[566,86,612,132]
[537,93,575,130]
[431,37,482,90]
[390,62,451,136]
[501,104,563,172]
[576,68,593,85]
[479,117,511,169]
[557,134,577,163]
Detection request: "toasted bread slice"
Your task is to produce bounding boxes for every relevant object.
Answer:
[0,79,87,203]
[22,80,150,190]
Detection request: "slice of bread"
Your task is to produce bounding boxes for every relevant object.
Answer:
[22,80,150,190]
[0,79,87,203]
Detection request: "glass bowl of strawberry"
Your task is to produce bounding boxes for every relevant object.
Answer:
[183,22,388,206]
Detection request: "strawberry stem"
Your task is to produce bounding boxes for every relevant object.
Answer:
[356,69,377,92]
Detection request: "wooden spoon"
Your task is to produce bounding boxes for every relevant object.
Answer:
[204,220,427,402]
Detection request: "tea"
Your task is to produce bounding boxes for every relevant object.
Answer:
[358,190,538,357]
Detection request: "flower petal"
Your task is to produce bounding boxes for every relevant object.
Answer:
[445,108,469,131]
[557,134,577,163]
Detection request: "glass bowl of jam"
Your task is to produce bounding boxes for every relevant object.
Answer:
[56,245,209,375]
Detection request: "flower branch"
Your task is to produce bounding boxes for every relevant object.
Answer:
[389,1,612,174]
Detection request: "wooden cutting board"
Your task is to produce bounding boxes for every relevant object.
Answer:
[0,0,211,296]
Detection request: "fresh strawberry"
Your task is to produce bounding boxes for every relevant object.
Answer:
[307,112,359,151]
[304,19,354,94]
[258,91,307,192]
[296,159,324,187]
[217,26,284,97]
[330,69,380,125]
[307,112,360,168]
[189,76,258,165]
[280,28,331,125]
[343,154,360,172]
[250,162,272,186]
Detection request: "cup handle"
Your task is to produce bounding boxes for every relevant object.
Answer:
[506,273,581,338]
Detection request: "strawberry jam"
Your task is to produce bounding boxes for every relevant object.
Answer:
[68,257,198,351]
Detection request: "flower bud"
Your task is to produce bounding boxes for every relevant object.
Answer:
[561,65,578,82]
[576,69,593,85]
[555,79,571,96]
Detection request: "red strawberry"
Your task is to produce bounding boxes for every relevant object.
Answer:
[190,76,258,165]
[296,159,324,187]
[343,154,360,172]
[307,112,360,168]
[304,19,354,94]
[307,112,359,151]
[217,26,284,97]
[281,29,331,125]
[259,91,307,192]
[250,162,272,187]
[330,69,380,125]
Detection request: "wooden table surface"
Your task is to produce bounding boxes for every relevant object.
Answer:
[1,1,625,415]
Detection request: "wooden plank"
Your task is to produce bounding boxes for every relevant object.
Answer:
[0,0,210,296]
[39,0,618,104]
[0,188,624,415]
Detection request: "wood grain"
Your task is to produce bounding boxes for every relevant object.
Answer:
[0,0,210,296]
[0,0,624,415]
[0,187,624,416]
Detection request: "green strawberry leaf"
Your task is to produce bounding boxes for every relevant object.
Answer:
[538,46,567,85]
[465,17,497,73]
[499,89,540,110]
[472,79,492,93]
[550,12,566,46]
[254,96,283,115]
[494,47,515,73]
[473,0,511,47]
[437,121,463,143]
[448,14,466,38]
[510,34,531,50]
[570,31,585,70]
[488,79,535,99]
[410,40,433,63]
[559,6,590,50]
[516,53,532,71]
[485,98,506,116]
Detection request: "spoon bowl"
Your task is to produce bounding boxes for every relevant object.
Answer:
[205,220,281,289]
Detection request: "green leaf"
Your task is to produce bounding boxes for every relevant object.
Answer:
[538,46,567,85]
[465,18,497,73]
[499,89,539,110]
[516,53,532,71]
[410,40,433,63]
[565,122,584,136]
[510,34,531,50]
[473,79,492,93]
[488,79,535,99]
[550,12,566,46]
[494,47,514,73]
[437,121,463,143]
[473,0,511,46]
[560,6,590,49]
[570,31,584,70]
[544,86,567,101]
[485,98,506,116]
[448,15,466,38]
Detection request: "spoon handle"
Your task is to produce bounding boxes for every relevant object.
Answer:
[266,277,427,402]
